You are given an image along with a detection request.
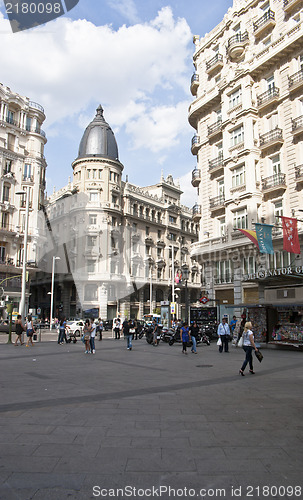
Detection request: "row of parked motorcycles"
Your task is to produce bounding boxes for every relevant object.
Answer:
[139,324,215,347]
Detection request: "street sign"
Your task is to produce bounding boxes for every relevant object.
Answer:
[199,296,209,304]
[37,308,41,315]
[170,302,176,314]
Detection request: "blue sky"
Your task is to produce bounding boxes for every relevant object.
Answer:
[0,0,232,205]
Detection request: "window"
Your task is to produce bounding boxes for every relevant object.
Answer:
[112,194,118,204]
[99,169,102,179]
[24,164,31,180]
[157,247,163,258]
[169,248,177,259]
[219,217,226,237]
[169,215,177,224]
[269,251,291,269]
[233,208,248,229]
[2,185,10,202]
[110,171,119,182]
[271,154,281,176]
[4,160,12,174]
[168,233,177,241]
[230,126,244,147]
[215,260,233,283]
[132,223,137,232]
[232,165,245,187]
[111,237,118,250]
[157,230,161,239]
[26,116,32,131]
[1,212,9,229]
[84,285,98,301]
[0,244,6,263]
[145,245,151,256]
[146,226,150,236]
[217,179,225,197]
[6,110,14,124]
[157,268,163,280]
[87,236,96,247]
[243,256,256,275]
[229,88,242,109]
[267,75,275,92]
[111,217,117,227]
[89,214,97,225]
[87,260,95,273]
[89,192,98,202]
[86,170,90,179]
[274,200,283,224]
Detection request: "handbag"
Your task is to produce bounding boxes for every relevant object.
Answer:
[255,350,263,362]
[237,336,243,347]
[217,337,222,346]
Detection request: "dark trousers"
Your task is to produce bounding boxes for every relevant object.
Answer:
[219,335,229,352]
[241,346,253,372]
[182,341,188,352]
[114,328,120,339]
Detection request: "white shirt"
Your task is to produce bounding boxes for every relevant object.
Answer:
[90,323,96,338]
[243,329,253,346]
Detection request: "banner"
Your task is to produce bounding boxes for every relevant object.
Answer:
[282,217,301,254]
[236,229,259,249]
[255,223,274,254]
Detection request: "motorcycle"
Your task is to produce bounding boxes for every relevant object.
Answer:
[144,324,163,345]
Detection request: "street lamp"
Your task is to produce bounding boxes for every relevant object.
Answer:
[16,186,30,321]
[182,264,189,324]
[50,256,60,330]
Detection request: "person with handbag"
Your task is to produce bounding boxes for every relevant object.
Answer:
[83,319,92,354]
[239,321,259,376]
[25,314,35,347]
[217,317,230,353]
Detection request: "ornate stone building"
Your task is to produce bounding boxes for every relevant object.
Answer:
[30,106,200,320]
[189,0,303,340]
[0,83,47,316]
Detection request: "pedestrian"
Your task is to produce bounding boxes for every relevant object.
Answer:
[239,321,259,376]
[152,319,159,346]
[230,315,237,334]
[97,318,103,341]
[123,318,132,350]
[90,319,96,354]
[14,314,25,345]
[189,321,199,354]
[83,319,91,353]
[217,317,230,353]
[181,322,191,354]
[113,318,121,339]
[58,318,69,344]
[25,314,35,347]
[133,319,138,340]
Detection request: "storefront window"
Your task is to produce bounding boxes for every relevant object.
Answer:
[269,251,291,268]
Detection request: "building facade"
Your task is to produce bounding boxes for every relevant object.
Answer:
[189,0,303,343]
[0,83,47,317]
[30,106,200,321]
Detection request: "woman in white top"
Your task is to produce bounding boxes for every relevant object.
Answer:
[239,321,259,376]
[25,314,35,347]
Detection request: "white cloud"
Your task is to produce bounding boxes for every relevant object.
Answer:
[107,0,140,24]
[0,7,192,156]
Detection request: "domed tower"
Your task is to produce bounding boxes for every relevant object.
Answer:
[72,105,124,205]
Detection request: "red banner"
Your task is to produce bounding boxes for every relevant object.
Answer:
[282,217,301,254]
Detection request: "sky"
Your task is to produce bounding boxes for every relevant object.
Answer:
[0,0,233,206]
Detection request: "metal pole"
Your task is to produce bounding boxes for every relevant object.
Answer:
[185,279,189,324]
[50,256,56,331]
[171,245,175,303]
[149,265,153,315]
[19,186,30,321]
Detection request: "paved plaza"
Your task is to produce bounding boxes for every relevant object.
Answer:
[0,334,302,500]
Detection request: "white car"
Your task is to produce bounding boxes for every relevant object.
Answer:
[66,320,85,337]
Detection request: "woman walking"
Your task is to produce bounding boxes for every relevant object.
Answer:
[14,315,25,345]
[58,318,69,344]
[189,321,199,354]
[25,314,35,347]
[239,321,259,376]
[83,319,91,353]
[180,322,191,354]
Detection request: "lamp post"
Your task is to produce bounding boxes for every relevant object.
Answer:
[182,264,189,324]
[149,264,153,315]
[16,186,30,321]
[50,256,60,330]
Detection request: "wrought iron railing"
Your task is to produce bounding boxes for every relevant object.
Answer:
[210,195,225,209]
[227,31,248,48]
[292,115,303,131]
[191,73,199,85]
[295,164,303,178]
[192,204,202,216]
[191,135,200,148]
[257,87,279,107]
[253,9,275,31]
[192,168,201,181]
[208,119,222,136]
[288,69,303,88]
[259,127,283,146]
[206,53,223,70]
[262,173,286,190]
[29,101,45,113]
[208,153,224,170]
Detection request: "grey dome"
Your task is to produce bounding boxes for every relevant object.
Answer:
[77,105,119,160]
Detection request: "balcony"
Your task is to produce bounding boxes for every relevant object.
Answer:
[292,115,303,137]
[208,153,224,175]
[191,168,201,187]
[207,119,222,139]
[191,135,200,154]
[283,0,302,13]
[23,175,34,183]
[226,31,249,60]
[192,204,202,222]
[29,101,45,114]
[295,164,303,184]
[288,69,303,93]
[253,10,276,38]
[209,195,225,212]
[6,115,18,127]
[262,173,287,196]
[257,87,280,111]
[190,73,199,96]
[214,273,233,284]
[259,128,283,151]
[206,53,223,74]
[145,236,154,245]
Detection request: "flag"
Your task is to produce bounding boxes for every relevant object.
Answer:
[282,217,301,254]
[255,223,274,254]
[237,229,259,249]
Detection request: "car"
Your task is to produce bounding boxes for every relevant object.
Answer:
[103,319,113,331]
[65,320,85,337]
[0,320,16,333]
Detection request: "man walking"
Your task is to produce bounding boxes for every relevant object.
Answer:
[217,317,230,353]
[123,318,132,350]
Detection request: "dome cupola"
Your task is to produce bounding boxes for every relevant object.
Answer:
[77,105,119,161]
